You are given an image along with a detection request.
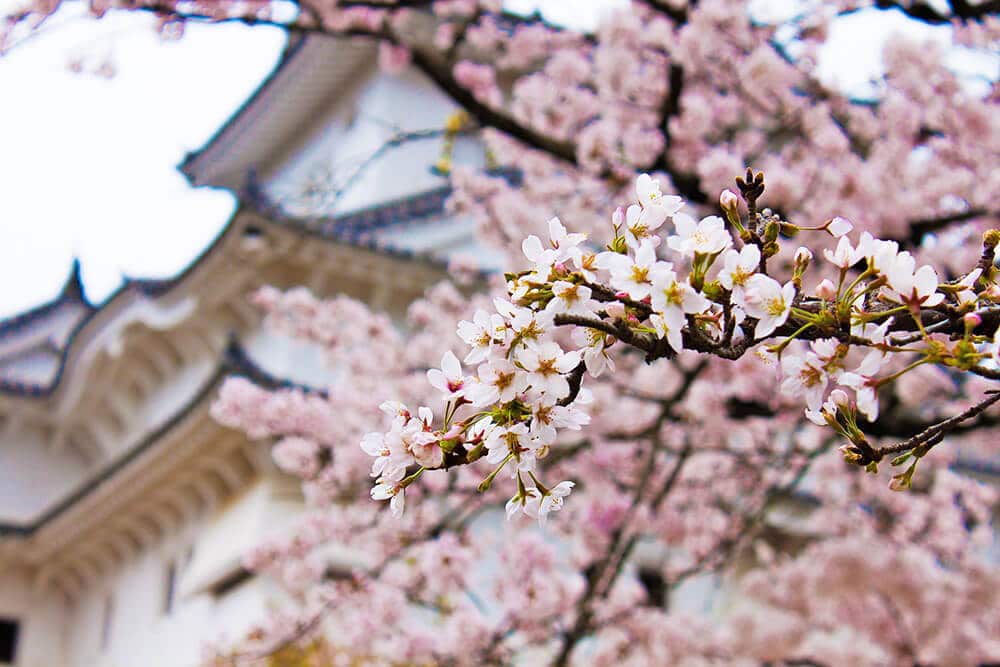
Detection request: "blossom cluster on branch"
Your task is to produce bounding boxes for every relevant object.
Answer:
[365,171,1000,522]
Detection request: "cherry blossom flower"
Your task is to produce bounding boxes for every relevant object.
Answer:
[466,359,528,406]
[522,234,557,268]
[741,275,796,338]
[635,174,682,219]
[457,309,507,364]
[883,251,944,308]
[838,351,886,421]
[523,481,575,526]
[718,244,761,293]
[955,269,983,308]
[361,431,402,478]
[573,326,615,377]
[650,310,685,353]
[650,265,710,320]
[668,213,732,258]
[544,216,587,261]
[804,389,851,426]
[528,397,590,443]
[822,235,865,270]
[825,216,853,237]
[545,281,599,316]
[485,423,539,471]
[502,302,555,348]
[815,278,837,301]
[371,466,407,517]
[781,350,830,411]
[517,341,581,399]
[427,350,467,400]
[596,241,659,300]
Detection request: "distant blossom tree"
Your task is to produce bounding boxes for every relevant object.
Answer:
[5,1,1000,665]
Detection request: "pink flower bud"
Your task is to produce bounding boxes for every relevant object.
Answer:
[605,302,626,319]
[815,278,837,301]
[826,217,853,238]
[963,312,982,330]
[719,189,739,211]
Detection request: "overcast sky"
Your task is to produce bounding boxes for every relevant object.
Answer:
[0,1,994,317]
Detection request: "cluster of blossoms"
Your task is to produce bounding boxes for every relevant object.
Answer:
[365,171,1000,519]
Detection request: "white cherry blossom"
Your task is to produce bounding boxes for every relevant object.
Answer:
[741,274,796,338]
[573,326,615,377]
[466,359,528,406]
[668,213,732,257]
[624,203,667,249]
[650,265,710,320]
[371,466,407,518]
[545,281,599,317]
[826,216,853,237]
[517,341,581,399]
[545,216,587,262]
[719,244,760,293]
[780,352,829,412]
[523,481,575,526]
[883,252,943,308]
[457,309,508,364]
[596,241,659,300]
[427,351,467,400]
[838,351,885,421]
[650,309,685,353]
[636,174,683,220]
[822,235,865,270]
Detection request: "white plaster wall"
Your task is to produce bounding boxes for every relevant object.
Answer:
[0,567,68,667]
[47,480,301,667]
[0,425,91,523]
[268,67,485,217]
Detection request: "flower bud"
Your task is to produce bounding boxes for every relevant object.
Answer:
[825,217,853,238]
[719,189,740,213]
[829,389,850,409]
[815,278,837,301]
[963,312,982,332]
[605,302,626,319]
[612,206,624,228]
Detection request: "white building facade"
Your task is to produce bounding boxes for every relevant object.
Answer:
[0,35,492,667]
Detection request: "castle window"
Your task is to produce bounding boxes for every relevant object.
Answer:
[163,560,177,615]
[637,567,667,608]
[0,618,19,664]
[209,566,253,598]
[100,596,113,651]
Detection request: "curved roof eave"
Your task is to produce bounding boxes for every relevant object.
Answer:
[0,212,242,400]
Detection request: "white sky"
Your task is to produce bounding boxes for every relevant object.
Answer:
[0,5,285,316]
[0,1,995,317]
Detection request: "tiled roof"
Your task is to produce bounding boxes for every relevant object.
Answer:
[245,167,519,265]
